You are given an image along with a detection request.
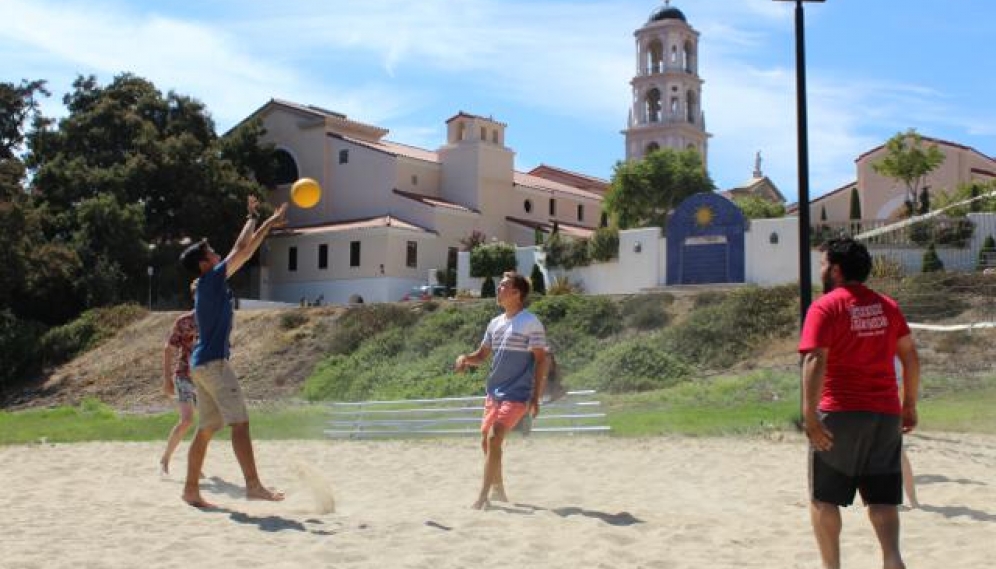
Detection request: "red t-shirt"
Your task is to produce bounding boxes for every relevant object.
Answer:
[798,284,910,415]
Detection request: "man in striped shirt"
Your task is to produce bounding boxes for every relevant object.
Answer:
[456,271,547,510]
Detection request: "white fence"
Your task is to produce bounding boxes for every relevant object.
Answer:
[325,390,610,439]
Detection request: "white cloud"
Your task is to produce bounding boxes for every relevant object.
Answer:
[2,0,988,203]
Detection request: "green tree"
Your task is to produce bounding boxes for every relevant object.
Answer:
[732,195,786,219]
[871,129,945,217]
[469,241,517,298]
[933,181,996,216]
[24,73,276,305]
[849,187,862,220]
[921,243,944,273]
[603,147,715,229]
[588,226,620,261]
[0,79,49,201]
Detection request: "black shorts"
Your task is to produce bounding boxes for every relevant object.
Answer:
[808,411,903,507]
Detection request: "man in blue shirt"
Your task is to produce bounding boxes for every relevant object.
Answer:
[178,196,287,508]
[456,271,547,510]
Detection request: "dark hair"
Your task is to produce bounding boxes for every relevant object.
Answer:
[502,271,531,300]
[179,240,209,276]
[820,237,872,283]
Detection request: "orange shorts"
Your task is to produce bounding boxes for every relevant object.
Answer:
[481,397,529,434]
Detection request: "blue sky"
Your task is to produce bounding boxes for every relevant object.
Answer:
[3,0,994,203]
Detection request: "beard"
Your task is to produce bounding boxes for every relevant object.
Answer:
[822,274,835,294]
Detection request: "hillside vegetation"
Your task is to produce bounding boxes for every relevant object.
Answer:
[4,284,994,414]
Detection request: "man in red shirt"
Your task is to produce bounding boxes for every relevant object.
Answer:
[799,237,919,569]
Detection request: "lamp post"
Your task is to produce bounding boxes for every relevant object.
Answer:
[147,243,156,310]
[774,0,824,326]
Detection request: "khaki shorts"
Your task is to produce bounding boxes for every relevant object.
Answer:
[190,360,248,431]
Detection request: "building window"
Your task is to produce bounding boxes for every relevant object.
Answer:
[411,174,418,186]
[480,126,487,141]
[577,204,584,222]
[406,241,417,268]
[524,199,532,213]
[549,198,556,216]
[350,241,361,267]
[288,246,298,272]
[318,244,328,269]
[339,149,349,164]
[600,211,609,228]
[492,130,499,144]
[273,149,298,185]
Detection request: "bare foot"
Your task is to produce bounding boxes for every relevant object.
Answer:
[159,459,169,477]
[247,485,285,501]
[471,497,490,510]
[489,488,509,502]
[182,491,217,509]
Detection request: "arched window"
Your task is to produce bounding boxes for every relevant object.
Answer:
[524,199,533,213]
[683,40,696,73]
[647,39,664,74]
[646,88,662,123]
[273,149,298,185]
[645,142,660,156]
[686,90,698,124]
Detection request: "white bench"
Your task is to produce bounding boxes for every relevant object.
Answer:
[324,390,610,439]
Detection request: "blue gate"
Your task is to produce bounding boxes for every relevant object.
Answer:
[666,193,746,285]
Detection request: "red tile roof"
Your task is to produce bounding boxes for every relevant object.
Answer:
[271,215,435,237]
[393,189,479,213]
[513,171,604,201]
[505,216,597,239]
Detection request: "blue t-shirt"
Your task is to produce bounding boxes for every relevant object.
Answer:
[191,261,233,367]
[481,310,547,402]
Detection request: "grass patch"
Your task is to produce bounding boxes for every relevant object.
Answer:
[0,398,331,445]
[4,376,995,444]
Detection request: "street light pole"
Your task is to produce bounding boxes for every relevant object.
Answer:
[147,266,154,310]
[147,243,156,311]
[775,0,824,326]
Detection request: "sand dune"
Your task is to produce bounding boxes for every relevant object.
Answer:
[1,433,993,568]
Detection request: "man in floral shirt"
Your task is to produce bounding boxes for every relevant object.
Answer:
[160,281,199,476]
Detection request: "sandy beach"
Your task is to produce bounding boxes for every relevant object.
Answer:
[1,433,993,568]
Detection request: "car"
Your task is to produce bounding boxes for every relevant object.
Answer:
[401,284,448,301]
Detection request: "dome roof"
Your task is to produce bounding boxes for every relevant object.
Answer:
[649,5,687,23]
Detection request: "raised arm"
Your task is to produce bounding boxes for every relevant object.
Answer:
[224,202,287,278]
[231,195,260,252]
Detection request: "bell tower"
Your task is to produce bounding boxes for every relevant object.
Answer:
[624,1,710,165]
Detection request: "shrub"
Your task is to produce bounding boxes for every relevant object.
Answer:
[0,310,45,389]
[328,304,418,355]
[977,235,996,271]
[620,293,673,330]
[871,255,905,280]
[891,273,970,322]
[531,294,621,338]
[545,275,582,295]
[529,263,546,296]
[662,285,797,368]
[570,335,692,393]
[469,241,516,278]
[921,243,944,273]
[588,227,619,262]
[279,310,308,330]
[38,304,146,366]
[480,276,496,298]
